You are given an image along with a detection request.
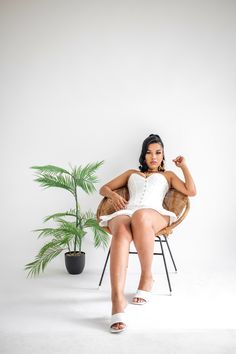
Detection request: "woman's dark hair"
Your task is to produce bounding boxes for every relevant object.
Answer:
[138,134,165,172]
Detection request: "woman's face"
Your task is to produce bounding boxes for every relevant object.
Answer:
[145,143,164,171]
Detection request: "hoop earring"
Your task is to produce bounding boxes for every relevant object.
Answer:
[158,160,165,171]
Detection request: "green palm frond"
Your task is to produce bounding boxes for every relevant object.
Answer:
[44,209,77,222]
[73,161,104,194]
[55,218,83,237]
[25,245,64,278]
[31,165,71,175]
[93,225,110,249]
[83,217,98,229]
[80,210,95,225]
[38,237,73,257]
[35,219,80,240]
[33,173,75,194]
[34,227,65,239]
[84,217,110,248]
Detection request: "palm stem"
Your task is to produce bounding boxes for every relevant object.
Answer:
[73,175,80,255]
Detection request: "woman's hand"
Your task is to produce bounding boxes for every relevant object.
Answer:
[171,156,196,196]
[109,192,128,211]
[172,155,187,168]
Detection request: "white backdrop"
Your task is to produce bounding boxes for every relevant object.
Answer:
[1,0,235,280]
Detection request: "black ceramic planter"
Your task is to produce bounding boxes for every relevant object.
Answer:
[65,251,85,274]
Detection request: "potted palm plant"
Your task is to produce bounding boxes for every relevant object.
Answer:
[25,161,110,277]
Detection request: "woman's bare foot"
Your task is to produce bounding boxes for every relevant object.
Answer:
[132,274,154,304]
[111,294,128,331]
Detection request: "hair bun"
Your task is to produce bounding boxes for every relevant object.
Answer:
[149,134,160,137]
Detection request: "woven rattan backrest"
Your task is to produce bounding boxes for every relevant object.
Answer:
[163,188,188,217]
[96,187,129,219]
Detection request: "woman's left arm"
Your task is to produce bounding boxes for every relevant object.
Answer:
[168,156,197,197]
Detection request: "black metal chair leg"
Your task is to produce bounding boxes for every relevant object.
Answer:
[98,237,174,293]
[157,236,172,293]
[165,237,177,272]
[98,247,110,288]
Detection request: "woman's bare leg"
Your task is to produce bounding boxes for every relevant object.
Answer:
[130,209,169,303]
[108,215,132,329]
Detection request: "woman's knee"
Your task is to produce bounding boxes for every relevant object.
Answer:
[131,210,152,229]
[116,225,133,242]
[152,215,169,234]
[130,209,168,234]
[108,220,133,242]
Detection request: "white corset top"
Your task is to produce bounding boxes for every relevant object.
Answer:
[98,172,178,228]
[126,172,169,210]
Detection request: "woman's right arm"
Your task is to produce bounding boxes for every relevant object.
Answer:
[99,169,133,211]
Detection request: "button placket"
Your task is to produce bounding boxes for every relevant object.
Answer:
[139,179,147,204]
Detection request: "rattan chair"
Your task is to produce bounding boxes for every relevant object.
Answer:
[97,186,190,293]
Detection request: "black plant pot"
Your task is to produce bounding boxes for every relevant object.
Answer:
[65,251,85,274]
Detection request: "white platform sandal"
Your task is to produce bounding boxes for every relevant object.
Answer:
[131,280,155,305]
[110,312,127,333]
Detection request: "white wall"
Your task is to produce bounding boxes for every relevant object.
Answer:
[1,0,236,279]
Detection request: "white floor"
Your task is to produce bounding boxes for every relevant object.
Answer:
[1,264,236,354]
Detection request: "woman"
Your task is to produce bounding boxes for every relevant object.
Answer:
[99,134,196,333]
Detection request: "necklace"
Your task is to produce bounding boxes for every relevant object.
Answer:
[144,169,159,177]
